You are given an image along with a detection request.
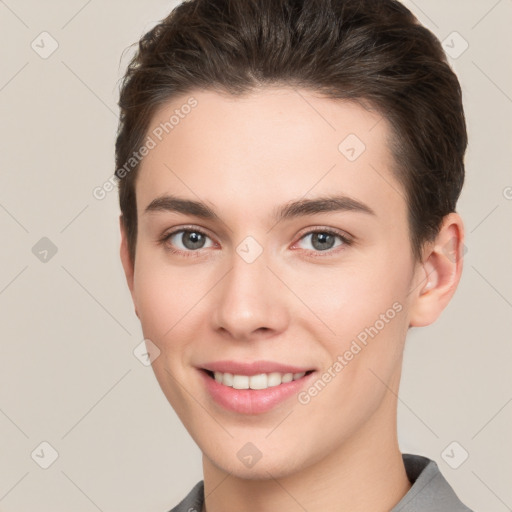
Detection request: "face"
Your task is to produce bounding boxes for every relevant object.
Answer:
[122,87,425,479]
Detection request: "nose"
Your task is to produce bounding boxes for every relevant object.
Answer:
[211,248,290,342]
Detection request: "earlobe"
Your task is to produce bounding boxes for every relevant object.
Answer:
[409,213,465,327]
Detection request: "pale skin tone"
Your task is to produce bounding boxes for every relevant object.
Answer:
[120,87,464,512]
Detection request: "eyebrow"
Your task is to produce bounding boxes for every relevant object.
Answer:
[143,194,375,221]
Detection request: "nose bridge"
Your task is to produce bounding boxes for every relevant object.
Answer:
[211,240,289,339]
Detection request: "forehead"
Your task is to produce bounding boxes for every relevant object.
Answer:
[135,87,405,222]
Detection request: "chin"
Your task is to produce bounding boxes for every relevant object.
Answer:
[210,455,301,480]
[201,437,319,481]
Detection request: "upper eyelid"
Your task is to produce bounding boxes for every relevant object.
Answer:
[164,225,214,241]
[295,226,351,240]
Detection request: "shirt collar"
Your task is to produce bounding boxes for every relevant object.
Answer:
[390,453,473,511]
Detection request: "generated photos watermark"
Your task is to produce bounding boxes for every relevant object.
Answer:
[298,301,403,405]
[92,96,198,200]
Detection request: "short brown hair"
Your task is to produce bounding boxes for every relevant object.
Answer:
[115,0,467,264]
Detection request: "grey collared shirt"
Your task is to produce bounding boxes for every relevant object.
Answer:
[168,453,475,512]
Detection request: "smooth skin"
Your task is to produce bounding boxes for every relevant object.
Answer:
[120,87,464,512]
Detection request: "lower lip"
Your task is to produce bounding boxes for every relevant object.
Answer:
[199,370,315,415]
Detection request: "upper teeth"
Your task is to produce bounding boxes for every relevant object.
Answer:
[213,371,306,390]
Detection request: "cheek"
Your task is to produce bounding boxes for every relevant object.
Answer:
[132,259,200,412]
[134,276,169,338]
[132,255,188,343]
[295,248,412,397]
[132,253,217,372]
[295,267,408,438]
[299,255,409,339]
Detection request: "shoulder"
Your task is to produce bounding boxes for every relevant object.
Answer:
[167,480,204,512]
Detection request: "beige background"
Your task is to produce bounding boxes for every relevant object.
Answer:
[0,0,511,510]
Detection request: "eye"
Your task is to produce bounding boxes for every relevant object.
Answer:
[295,229,351,253]
[162,228,215,253]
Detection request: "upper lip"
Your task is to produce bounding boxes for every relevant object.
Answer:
[200,360,315,376]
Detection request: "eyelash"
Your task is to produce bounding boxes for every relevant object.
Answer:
[159,225,353,258]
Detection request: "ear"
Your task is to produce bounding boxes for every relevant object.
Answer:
[409,212,465,327]
[119,215,139,318]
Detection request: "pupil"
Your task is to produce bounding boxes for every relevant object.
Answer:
[183,231,205,249]
[312,232,334,251]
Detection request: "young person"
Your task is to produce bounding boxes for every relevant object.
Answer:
[115,0,473,510]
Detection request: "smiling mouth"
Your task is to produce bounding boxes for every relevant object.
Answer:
[202,369,315,390]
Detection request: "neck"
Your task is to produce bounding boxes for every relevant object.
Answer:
[201,371,411,512]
